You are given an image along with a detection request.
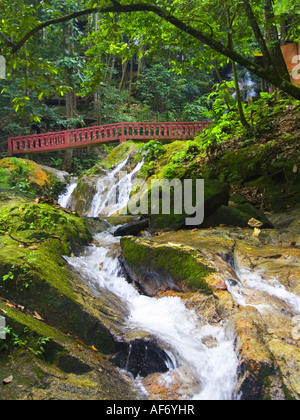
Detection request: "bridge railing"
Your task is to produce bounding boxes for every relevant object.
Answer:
[7,121,211,155]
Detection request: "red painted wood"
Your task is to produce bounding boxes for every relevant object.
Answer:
[7,121,211,155]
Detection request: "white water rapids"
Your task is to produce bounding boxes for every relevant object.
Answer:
[58,162,239,400]
[63,232,238,400]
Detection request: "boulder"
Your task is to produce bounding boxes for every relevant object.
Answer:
[113,219,149,237]
[120,236,214,296]
[148,179,230,232]
[0,158,68,198]
[202,203,273,228]
[112,338,173,378]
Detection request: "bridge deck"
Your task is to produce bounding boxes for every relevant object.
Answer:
[8,121,211,155]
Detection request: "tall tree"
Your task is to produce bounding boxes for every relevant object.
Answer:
[0,0,299,101]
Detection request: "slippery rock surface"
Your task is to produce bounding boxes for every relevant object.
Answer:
[0,194,143,400]
[120,224,300,400]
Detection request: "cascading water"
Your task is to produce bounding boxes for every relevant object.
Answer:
[226,265,300,314]
[64,230,238,400]
[58,178,78,209]
[88,159,144,218]
[58,162,239,400]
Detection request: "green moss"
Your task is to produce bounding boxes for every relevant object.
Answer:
[0,158,67,198]
[0,198,116,354]
[0,302,140,400]
[121,237,214,293]
[0,201,92,254]
[102,141,142,169]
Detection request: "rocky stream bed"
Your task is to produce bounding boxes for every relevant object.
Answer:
[0,143,299,400]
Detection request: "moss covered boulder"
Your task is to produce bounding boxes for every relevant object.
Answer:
[0,300,141,400]
[214,137,300,212]
[146,179,230,232]
[0,194,148,399]
[0,197,125,351]
[0,158,69,198]
[202,203,273,228]
[120,236,214,296]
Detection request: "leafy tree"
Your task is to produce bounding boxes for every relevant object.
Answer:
[0,0,299,100]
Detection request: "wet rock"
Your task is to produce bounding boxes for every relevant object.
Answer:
[81,216,111,235]
[202,204,273,228]
[112,339,174,378]
[120,236,214,295]
[114,219,149,237]
[148,179,230,232]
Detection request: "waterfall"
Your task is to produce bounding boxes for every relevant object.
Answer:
[244,71,256,100]
[88,160,144,218]
[59,162,239,401]
[58,178,77,208]
[65,230,239,400]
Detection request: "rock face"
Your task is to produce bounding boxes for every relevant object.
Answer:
[147,179,231,232]
[0,193,142,400]
[120,225,300,400]
[120,236,214,296]
[202,203,273,228]
[0,158,69,198]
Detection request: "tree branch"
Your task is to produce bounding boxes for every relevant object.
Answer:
[3,1,300,99]
[0,31,16,49]
[241,0,273,67]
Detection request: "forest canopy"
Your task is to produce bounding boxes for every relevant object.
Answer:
[0,0,299,145]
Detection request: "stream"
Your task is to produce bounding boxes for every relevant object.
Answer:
[58,161,300,400]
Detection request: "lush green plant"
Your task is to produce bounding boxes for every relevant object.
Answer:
[0,325,50,357]
[194,89,300,154]
[138,140,166,162]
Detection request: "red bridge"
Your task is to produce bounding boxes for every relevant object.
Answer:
[8,121,210,155]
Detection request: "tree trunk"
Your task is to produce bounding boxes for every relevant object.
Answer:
[232,61,249,128]
[62,23,76,173]
[225,1,249,128]
[263,0,289,81]
[119,60,128,90]
[127,56,134,108]
[214,60,232,112]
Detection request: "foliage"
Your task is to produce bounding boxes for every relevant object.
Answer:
[0,158,65,198]
[138,140,166,162]
[0,324,50,357]
[195,89,300,154]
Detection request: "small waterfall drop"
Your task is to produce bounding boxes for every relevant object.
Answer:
[88,159,144,218]
[58,178,77,208]
[65,231,239,400]
[59,158,239,400]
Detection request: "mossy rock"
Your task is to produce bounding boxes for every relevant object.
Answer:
[0,158,68,198]
[0,302,141,400]
[202,203,273,228]
[214,139,300,212]
[120,236,214,295]
[245,174,300,213]
[0,200,92,254]
[71,176,97,215]
[147,179,230,232]
[0,199,120,354]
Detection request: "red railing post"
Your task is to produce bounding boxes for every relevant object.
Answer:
[7,138,12,154]
[120,123,127,142]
